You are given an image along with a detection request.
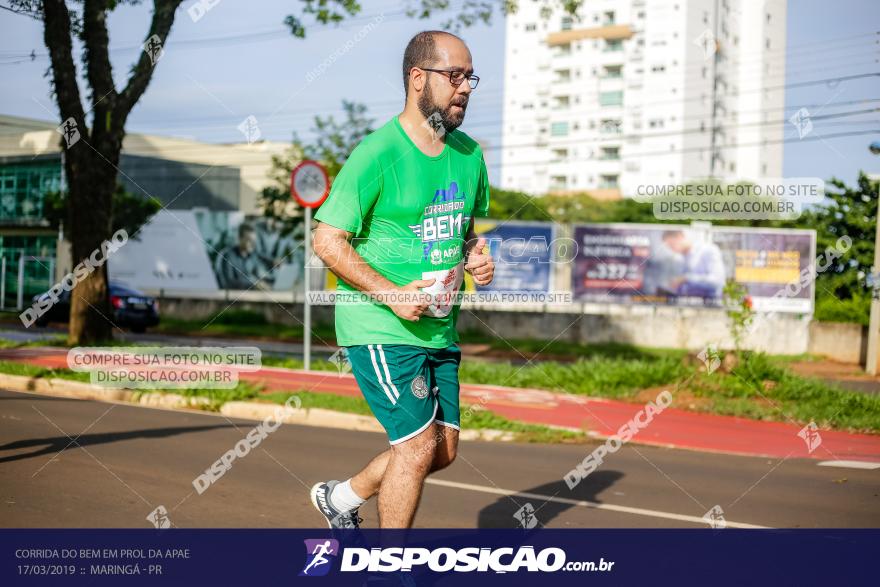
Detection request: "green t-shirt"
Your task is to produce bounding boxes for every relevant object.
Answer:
[314,115,490,348]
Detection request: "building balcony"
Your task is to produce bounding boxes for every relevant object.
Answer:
[547,188,622,200]
[546,24,635,47]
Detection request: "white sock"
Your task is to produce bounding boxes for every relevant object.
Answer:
[331,479,366,513]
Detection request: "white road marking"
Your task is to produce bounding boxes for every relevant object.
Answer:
[817,460,880,470]
[425,478,770,529]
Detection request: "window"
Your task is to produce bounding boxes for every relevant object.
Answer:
[599,174,619,189]
[599,119,622,134]
[603,65,623,78]
[553,95,570,110]
[561,16,573,31]
[603,11,615,25]
[554,69,571,83]
[525,23,537,31]
[552,148,569,161]
[550,175,568,190]
[550,122,570,136]
[599,91,623,106]
[600,147,620,160]
[604,39,623,52]
[554,43,572,56]
[0,160,60,223]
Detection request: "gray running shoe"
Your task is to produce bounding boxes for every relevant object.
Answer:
[310,480,362,529]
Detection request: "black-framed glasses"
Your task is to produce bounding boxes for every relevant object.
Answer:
[420,67,480,89]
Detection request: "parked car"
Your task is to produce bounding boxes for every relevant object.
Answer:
[32,282,160,333]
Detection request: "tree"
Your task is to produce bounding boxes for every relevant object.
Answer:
[798,172,877,324]
[260,100,374,236]
[6,0,184,344]
[43,185,162,238]
[5,0,576,343]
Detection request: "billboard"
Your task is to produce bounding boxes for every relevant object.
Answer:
[571,224,816,312]
[109,210,306,292]
[470,220,554,292]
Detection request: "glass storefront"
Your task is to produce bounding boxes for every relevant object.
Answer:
[0,159,60,309]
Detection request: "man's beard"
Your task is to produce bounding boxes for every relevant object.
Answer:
[417,82,467,133]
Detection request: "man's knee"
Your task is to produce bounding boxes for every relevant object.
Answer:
[432,427,458,471]
[393,424,439,473]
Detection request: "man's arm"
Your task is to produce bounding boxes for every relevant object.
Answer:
[312,222,434,322]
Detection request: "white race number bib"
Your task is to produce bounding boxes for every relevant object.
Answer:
[421,261,464,318]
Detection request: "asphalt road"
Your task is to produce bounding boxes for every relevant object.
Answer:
[1,389,878,529]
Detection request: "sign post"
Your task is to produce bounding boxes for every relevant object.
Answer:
[290,160,330,371]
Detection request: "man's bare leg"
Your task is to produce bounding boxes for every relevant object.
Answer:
[350,424,458,500]
[374,422,440,528]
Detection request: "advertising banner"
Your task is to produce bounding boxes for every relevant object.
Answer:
[109,210,306,292]
[571,223,816,312]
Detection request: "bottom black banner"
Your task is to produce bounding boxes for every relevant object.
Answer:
[2,529,875,585]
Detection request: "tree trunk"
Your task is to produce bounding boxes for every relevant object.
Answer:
[65,140,117,345]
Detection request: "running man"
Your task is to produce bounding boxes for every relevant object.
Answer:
[301,540,335,575]
[310,30,494,529]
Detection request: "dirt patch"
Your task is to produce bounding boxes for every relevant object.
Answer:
[632,384,714,412]
[788,360,876,382]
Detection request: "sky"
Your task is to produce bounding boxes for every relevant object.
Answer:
[0,0,877,185]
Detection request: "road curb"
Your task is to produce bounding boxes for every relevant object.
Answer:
[0,373,211,409]
[0,373,520,442]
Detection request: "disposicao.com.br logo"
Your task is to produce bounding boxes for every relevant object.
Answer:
[299,540,613,575]
[300,538,340,577]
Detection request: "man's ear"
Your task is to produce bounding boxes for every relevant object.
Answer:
[410,67,425,93]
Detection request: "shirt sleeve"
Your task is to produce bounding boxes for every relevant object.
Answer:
[314,142,381,236]
[473,153,491,218]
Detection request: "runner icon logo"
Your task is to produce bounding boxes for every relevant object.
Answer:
[411,375,429,399]
[300,538,339,577]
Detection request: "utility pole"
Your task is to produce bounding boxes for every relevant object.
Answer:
[865,172,880,374]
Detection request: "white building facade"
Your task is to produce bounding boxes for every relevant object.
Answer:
[500,0,787,198]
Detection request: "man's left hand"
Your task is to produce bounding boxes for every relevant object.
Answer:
[465,237,495,286]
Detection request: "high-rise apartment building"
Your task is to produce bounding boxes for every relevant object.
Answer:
[500,0,787,198]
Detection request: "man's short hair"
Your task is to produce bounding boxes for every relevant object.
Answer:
[238,222,255,237]
[402,30,463,96]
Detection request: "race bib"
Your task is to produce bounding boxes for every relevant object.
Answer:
[421,261,464,318]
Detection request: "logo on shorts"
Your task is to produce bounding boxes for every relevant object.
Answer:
[411,375,429,399]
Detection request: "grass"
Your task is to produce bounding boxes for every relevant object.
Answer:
[0,359,91,383]
[459,355,689,399]
[459,329,687,361]
[155,309,338,343]
[0,356,581,443]
[1,328,877,433]
[262,350,689,400]
[685,352,880,433]
[259,390,583,443]
[0,335,68,349]
[263,350,880,433]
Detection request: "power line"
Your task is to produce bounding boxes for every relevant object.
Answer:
[2,110,873,166]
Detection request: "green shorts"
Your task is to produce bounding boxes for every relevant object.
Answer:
[346,344,461,445]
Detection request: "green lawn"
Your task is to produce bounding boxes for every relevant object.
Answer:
[155,309,338,343]
[1,328,878,433]
[255,348,880,433]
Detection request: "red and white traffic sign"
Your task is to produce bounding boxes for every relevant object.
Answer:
[290,160,329,208]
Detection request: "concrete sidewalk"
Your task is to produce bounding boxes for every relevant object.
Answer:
[1,346,879,463]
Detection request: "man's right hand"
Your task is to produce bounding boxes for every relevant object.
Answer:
[387,278,436,322]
